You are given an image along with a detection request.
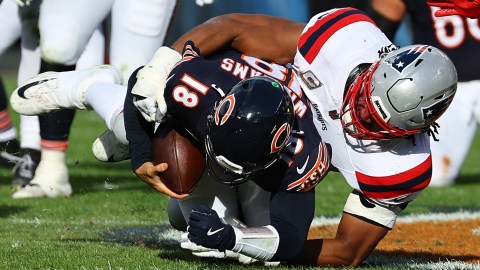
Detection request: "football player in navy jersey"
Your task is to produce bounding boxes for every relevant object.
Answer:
[369,0,480,187]
[10,41,332,264]
[127,8,457,267]
[128,43,332,264]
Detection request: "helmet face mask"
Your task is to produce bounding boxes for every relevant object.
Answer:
[341,45,458,140]
[205,76,295,185]
[205,133,278,185]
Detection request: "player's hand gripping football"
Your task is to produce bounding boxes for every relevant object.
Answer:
[187,205,236,251]
[427,0,480,18]
[132,46,181,122]
[134,161,188,199]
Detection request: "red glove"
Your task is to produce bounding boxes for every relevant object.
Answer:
[427,0,480,18]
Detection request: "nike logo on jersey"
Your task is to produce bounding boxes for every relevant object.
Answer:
[287,142,331,192]
[297,155,310,174]
[206,227,224,236]
[17,78,57,99]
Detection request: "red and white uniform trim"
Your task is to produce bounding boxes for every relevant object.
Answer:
[294,8,433,206]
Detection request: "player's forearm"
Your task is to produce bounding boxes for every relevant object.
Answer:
[291,213,389,267]
[123,71,156,171]
[171,13,304,64]
[293,239,367,267]
[171,15,237,56]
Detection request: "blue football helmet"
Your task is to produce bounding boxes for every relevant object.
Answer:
[205,76,295,185]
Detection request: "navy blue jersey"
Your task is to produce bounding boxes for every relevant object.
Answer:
[405,0,480,81]
[124,42,332,260]
[165,42,331,193]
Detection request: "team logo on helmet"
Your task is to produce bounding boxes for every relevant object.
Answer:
[271,123,291,154]
[421,92,455,121]
[385,45,430,74]
[214,95,235,126]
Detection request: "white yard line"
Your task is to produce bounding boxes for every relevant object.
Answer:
[366,255,480,270]
[310,210,480,226]
[13,210,480,226]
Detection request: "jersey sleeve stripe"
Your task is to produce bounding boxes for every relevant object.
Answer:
[355,155,432,200]
[287,143,330,191]
[298,8,377,64]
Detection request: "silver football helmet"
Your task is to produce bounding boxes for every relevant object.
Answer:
[341,44,458,140]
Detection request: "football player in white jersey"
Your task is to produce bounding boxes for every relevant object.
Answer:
[130,8,458,266]
[369,0,480,186]
[12,0,177,199]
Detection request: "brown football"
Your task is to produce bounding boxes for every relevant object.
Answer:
[151,120,205,194]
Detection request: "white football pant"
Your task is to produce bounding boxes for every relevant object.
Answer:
[39,0,176,83]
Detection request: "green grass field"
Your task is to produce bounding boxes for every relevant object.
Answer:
[1,71,479,270]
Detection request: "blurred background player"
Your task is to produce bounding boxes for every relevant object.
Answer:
[0,0,43,187]
[12,0,176,199]
[0,77,20,168]
[0,0,19,167]
[0,0,105,191]
[368,0,480,186]
[0,0,28,171]
[7,0,42,189]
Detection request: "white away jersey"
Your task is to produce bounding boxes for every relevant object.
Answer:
[293,8,433,205]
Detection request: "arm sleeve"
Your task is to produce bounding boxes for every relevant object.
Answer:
[124,67,156,171]
[270,190,315,261]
